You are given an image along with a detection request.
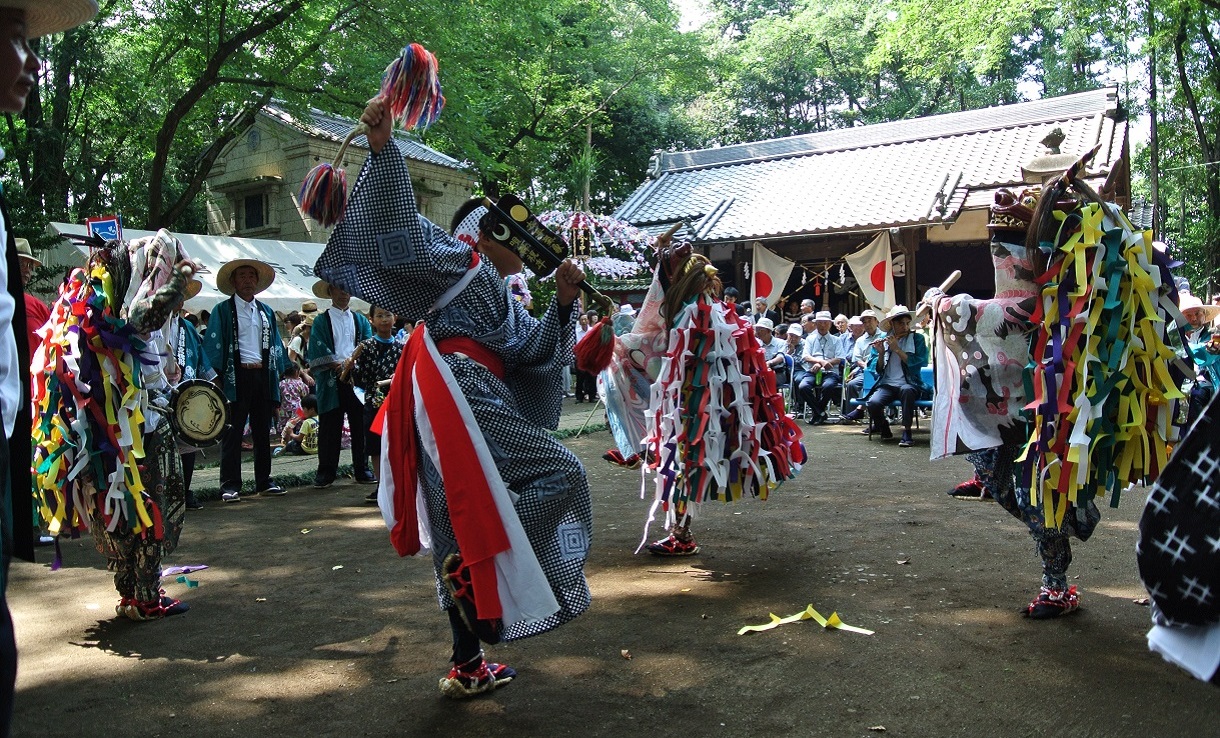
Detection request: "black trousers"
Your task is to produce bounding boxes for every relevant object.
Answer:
[181,451,197,501]
[574,368,597,402]
[318,382,367,478]
[448,606,482,665]
[867,381,920,430]
[220,367,274,492]
[0,435,16,735]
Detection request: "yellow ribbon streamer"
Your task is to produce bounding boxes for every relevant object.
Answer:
[737,604,875,636]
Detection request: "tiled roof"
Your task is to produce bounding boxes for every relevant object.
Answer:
[263,102,466,171]
[615,88,1127,241]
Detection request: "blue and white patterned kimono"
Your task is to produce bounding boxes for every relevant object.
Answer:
[314,148,589,641]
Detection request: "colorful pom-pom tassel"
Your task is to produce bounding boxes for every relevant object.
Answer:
[298,161,349,227]
[300,43,445,225]
[380,43,445,130]
[575,316,616,374]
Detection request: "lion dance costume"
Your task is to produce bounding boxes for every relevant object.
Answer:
[600,244,805,555]
[31,231,195,620]
[925,176,1182,618]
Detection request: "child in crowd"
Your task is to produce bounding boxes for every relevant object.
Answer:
[346,305,403,502]
[278,362,310,434]
[276,395,319,456]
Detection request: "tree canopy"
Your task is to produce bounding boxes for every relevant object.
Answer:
[5,0,1217,293]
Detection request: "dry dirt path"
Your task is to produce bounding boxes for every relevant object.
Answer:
[10,422,1218,737]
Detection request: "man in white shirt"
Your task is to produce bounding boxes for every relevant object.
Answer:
[798,311,846,424]
[753,318,787,384]
[840,309,884,423]
[308,280,372,488]
[203,259,288,502]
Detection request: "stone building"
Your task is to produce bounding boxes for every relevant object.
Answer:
[205,102,473,242]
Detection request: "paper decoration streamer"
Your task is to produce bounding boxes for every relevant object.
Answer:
[1017,202,1179,528]
[738,604,874,636]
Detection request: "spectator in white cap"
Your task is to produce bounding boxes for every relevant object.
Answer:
[753,318,787,383]
[797,310,845,423]
[840,308,884,423]
[840,315,863,357]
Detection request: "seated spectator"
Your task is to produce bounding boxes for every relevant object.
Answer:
[754,318,787,384]
[840,309,883,423]
[782,323,806,408]
[798,311,845,424]
[864,306,930,447]
[750,297,780,326]
[276,395,320,456]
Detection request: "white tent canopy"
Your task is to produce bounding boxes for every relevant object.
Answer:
[46,222,368,315]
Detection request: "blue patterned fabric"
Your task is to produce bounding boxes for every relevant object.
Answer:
[314,148,589,640]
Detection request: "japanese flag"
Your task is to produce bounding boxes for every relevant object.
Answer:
[750,244,795,308]
[844,231,895,310]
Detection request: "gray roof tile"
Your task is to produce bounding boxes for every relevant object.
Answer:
[616,88,1126,241]
[264,102,465,171]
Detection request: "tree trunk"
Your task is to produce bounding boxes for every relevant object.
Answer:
[1148,1,1160,239]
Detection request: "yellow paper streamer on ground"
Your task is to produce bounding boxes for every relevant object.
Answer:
[737,604,874,636]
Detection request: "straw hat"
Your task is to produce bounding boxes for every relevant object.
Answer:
[879,305,914,331]
[15,238,40,267]
[301,300,318,315]
[215,258,275,296]
[1179,293,1220,322]
[11,0,98,38]
[313,280,355,299]
[184,279,202,300]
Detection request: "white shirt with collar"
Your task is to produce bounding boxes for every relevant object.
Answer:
[804,330,844,363]
[235,295,264,364]
[328,306,356,359]
[0,179,17,437]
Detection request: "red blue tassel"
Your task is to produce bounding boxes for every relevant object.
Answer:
[299,43,445,226]
[380,43,445,130]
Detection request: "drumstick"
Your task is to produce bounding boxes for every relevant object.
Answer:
[915,270,961,322]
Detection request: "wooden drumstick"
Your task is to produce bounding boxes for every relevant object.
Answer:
[915,270,961,322]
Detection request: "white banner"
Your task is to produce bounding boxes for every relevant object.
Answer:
[844,231,895,310]
[750,244,795,309]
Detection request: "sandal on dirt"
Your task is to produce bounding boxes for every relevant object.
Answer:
[1022,585,1080,619]
[116,593,190,621]
[441,553,502,644]
[646,534,700,556]
[438,653,516,699]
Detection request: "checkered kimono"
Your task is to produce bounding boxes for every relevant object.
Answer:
[314,148,589,641]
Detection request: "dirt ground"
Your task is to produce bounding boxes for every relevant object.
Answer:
[9,421,1220,737]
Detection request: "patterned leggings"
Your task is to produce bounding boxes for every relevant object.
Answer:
[968,444,1100,590]
[93,527,163,602]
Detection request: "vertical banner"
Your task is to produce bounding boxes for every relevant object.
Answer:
[844,231,895,310]
[750,243,795,309]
